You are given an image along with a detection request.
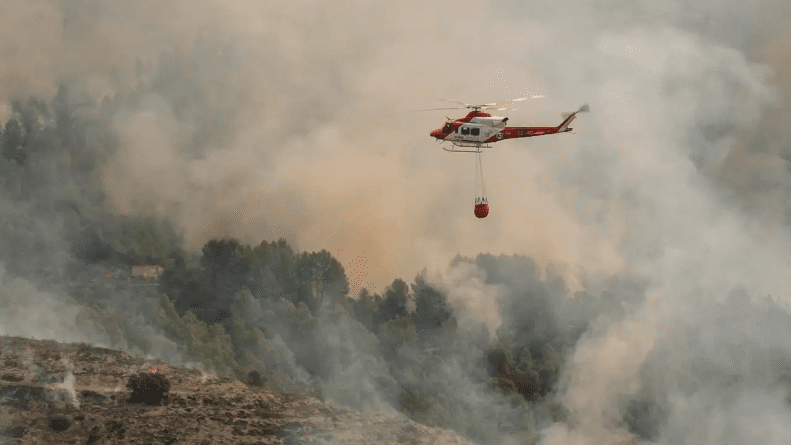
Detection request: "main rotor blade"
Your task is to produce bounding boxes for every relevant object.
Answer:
[438,99,498,108]
[434,95,543,109]
[481,106,520,112]
[437,98,470,106]
[507,94,545,102]
[425,97,537,112]
[417,107,469,111]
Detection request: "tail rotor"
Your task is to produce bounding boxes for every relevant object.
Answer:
[561,104,590,119]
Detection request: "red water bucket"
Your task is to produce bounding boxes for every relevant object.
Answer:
[474,203,489,218]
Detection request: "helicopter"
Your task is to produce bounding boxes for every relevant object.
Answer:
[425,99,589,218]
[428,100,589,152]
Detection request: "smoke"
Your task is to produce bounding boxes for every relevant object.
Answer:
[2,0,791,443]
[0,264,103,343]
[54,370,80,409]
[505,0,791,443]
[643,293,791,444]
[0,0,605,293]
[427,260,503,336]
[0,0,787,287]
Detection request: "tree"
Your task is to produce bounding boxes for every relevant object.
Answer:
[411,275,452,341]
[248,260,281,300]
[378,314,416,360]
[372,279,410,332]
[250,239,299,300]
[159,250,189,298]
[105,216,183,264]
[170,238,254,324]
[201,239,252,298]
[2,119,25,166]
[72,226,117,264]
[295,249,349,311]
[352,288,382,333]
[157,289,239,375]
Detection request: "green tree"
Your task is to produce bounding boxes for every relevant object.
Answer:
[72,226,117,264]
[159,250,189,298]
[378,314,416,360]
[372,278,410,332]
[352,288,381,333]
[411,275,452,341]
[2,119,25,166]
[166,238,253,324]
[155,289,239,376]
[250,239,299,300]
[201,238,252,299]
[105,216,183,264]
[295,249,349,311]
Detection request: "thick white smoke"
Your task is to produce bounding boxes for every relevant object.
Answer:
[428,260,503,337]
[529,21,790,445]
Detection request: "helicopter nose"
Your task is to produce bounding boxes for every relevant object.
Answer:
[430,129,441,139]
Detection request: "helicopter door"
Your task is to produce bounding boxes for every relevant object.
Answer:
[461,126,470,140]
[460,125,481,141]
[470,126,480,141]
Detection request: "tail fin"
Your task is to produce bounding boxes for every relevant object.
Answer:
[557,104,589,132]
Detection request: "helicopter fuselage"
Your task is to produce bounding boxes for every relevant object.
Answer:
[430,109,576,148]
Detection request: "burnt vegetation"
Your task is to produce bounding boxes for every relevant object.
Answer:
[126,372,171,406]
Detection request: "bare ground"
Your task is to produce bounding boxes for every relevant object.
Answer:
[0,335,474,445]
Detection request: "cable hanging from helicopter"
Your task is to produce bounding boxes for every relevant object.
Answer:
[474,150,489,218]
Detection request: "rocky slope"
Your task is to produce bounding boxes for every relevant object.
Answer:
[0,335,473,444]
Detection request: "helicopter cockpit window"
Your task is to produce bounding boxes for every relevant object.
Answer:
[471,128,480,136]
[443,123,452,133]
[461,126,470,135]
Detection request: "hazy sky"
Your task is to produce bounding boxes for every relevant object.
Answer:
[3,0,791,443]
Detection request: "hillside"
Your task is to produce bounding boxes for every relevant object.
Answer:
[0,335,473,445]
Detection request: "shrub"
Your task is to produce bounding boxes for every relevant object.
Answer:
[246,370,266,387]
[47,414,71,432]
[126,372,171,406]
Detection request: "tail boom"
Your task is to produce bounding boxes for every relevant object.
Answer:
[557,104,589,133]
[484,126,557,142]
[480,104,590,143]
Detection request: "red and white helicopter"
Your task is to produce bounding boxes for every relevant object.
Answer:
[426,99,589,218]
[428,99,589,150]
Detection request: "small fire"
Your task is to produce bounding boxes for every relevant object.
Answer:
[148,368,157,373]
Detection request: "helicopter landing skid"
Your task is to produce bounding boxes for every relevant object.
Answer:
[441,142,491,153]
